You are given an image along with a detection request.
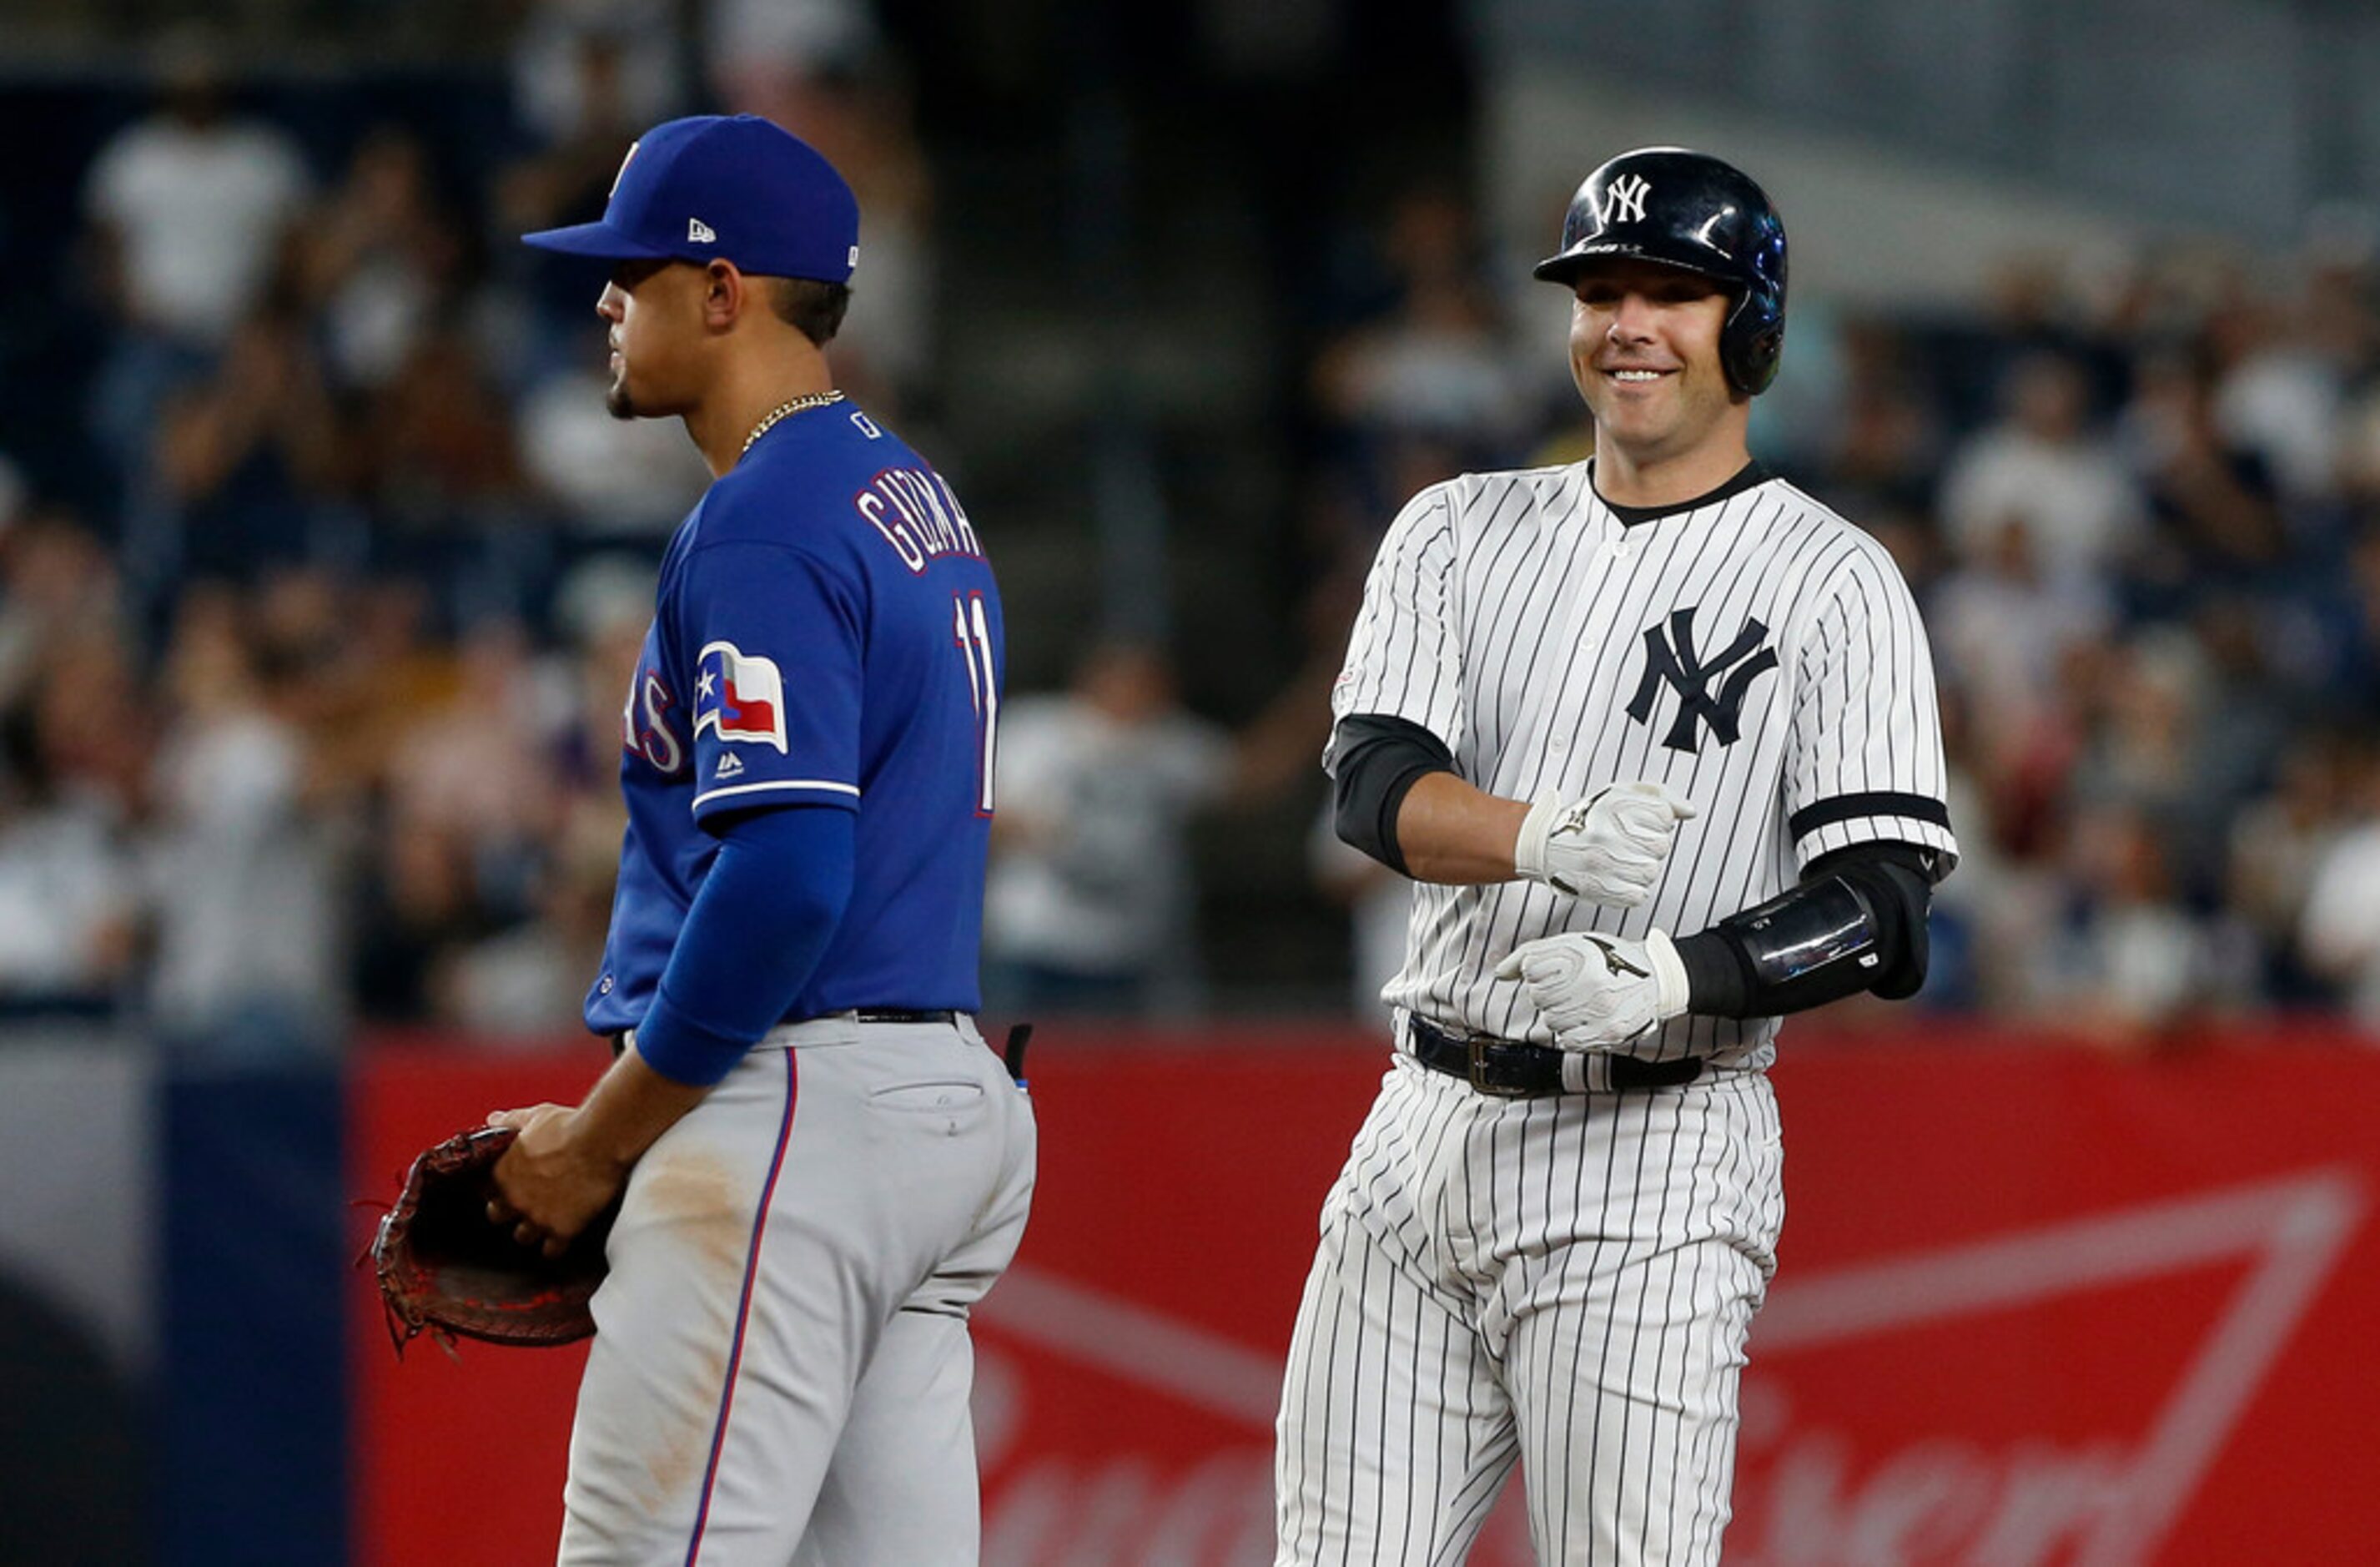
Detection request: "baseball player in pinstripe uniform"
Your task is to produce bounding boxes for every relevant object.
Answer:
[1274,148,1959,1563]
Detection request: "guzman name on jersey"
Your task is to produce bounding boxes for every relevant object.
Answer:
[854,467,984,572]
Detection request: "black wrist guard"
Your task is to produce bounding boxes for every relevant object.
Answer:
[1673,842,1934,1018]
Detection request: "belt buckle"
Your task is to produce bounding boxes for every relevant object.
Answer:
[1465,1035,1534,1099]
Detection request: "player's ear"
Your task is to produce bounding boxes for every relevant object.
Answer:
[702,260,743,331]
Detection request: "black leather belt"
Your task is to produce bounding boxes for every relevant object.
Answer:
[1407,1015,1703,1097]
[608,1009,960,1057]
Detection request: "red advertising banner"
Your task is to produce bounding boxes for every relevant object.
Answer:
[350,1024,2380,1565]
[1729,1029,2380,1567]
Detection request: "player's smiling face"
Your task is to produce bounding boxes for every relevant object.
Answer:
[1567,259,1743,469]
[597,258,702,420]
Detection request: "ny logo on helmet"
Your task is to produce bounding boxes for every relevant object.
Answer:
[1600,174,1651,225]
[1626,607,1779,753]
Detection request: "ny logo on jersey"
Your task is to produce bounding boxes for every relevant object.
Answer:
[1626,607,1779,753]
[1601,173,1651,225]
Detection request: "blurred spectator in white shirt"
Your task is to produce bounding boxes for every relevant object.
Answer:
[1939,351,2141,587]
[0,656,140,1012]
[2034,799,2249,1048]
[1314,188,1532,466]
[985,644,1235,1014]
[1927,511,2115,784]
[2206,282,2351,508]
[83,31,310,352]
[141,588,345,1056]
[82,29,312,475]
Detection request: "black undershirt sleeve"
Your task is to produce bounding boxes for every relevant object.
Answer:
[1328,713,1457,876]
[1672,840,1938,1019]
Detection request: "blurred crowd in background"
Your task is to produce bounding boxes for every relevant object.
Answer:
[8,2,2380,1053]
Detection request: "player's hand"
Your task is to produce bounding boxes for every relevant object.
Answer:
[486,1103,628,1258]
[1513,782,1698,904]
[1495,930,1691,1051]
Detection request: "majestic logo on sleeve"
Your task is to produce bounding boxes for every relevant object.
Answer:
[1627,608,1780,753]
[694,641,788,752]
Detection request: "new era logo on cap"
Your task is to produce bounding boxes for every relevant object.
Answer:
[689,218,717,244]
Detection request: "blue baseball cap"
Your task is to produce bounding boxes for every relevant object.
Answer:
[521,114,859,284]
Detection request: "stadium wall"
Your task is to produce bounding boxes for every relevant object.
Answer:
[346,1021,2380,1566]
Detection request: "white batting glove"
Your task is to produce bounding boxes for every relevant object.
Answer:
[1512,782,1698,905]
[1493,930,1692,1052]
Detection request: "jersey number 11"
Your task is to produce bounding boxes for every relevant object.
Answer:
[953,591,999,814]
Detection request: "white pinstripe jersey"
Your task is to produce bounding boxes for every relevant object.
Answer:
[1329,461,1960,1068]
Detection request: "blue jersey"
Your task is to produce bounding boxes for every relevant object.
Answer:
[586,402,1003,1035]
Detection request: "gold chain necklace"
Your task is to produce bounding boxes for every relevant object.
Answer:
[742,390,848,454]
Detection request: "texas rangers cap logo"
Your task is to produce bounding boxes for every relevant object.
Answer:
[694,640,788,752]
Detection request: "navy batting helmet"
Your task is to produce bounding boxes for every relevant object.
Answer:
[1532,148,1789,396]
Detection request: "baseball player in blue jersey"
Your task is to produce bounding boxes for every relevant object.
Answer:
[482,115,1034,1564]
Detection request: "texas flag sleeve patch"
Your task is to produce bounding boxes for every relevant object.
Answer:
[676,542,865,823]
[693,641,788,753]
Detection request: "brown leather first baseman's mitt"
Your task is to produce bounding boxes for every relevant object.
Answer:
[370,1125,619,1356]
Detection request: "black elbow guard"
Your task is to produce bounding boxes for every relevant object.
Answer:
[1853,855,1933,1000]
[1673,843,1934,1018]
[1330,714,1456,876]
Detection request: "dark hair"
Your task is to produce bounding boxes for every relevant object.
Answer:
[766,277,851,346]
